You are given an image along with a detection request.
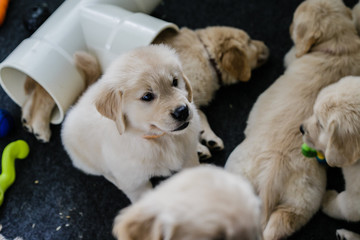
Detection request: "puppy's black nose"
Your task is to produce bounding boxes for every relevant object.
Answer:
[171,105,189,121]
[300,124,305,135]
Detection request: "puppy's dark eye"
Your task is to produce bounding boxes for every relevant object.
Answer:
[141,92,155,102]
[172,77,178,87]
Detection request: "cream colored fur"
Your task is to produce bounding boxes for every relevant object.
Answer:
[61,45,201,202]
[113,165,263,240]
[225,0,360,239]
[301,76,360,239]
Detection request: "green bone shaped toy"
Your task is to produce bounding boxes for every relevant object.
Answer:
[0,140,29,206]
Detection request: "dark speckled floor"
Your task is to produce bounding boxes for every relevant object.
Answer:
[0,0,359,239]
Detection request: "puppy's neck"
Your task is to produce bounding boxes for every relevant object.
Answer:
[196,33,223,85]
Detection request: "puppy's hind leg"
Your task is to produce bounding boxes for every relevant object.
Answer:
[29,84,55,142]
[198,110,224,151]
[22,77,55,142]
[263,169,326,240]
[73,51,102,88]
[263,206,310,240]
[22,76,37,131]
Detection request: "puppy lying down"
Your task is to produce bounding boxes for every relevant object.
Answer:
[225,0,360,239]
[61,45,201,202]
[301,76,360,240]
[113,165,263,240]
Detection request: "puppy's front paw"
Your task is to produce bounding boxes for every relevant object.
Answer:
[336,229,360,240]
[337,229,347,240]
[200,132,224,151]
[197,143,212,160]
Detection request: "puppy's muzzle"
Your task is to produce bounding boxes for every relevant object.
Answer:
[171,105,190,132]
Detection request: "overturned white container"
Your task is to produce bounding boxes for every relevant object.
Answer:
[0,0,178,124]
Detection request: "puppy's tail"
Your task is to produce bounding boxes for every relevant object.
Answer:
[257,151,290,225]
[74,51,102,88]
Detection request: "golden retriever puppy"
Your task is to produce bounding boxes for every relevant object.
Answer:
[61,45,201,202]
[112,165,263,240]
[225,0,360,239]
[21,52,101,142]
[23,26,269,153]
[154,26,269,158]
[301,76,360,240]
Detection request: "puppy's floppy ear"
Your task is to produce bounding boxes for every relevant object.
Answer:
[325,121,359,167]
[221,40,251,82]
[182,73,193,102]
[293,23,321,58]
[113,210,176,240]
[94,84,126,134]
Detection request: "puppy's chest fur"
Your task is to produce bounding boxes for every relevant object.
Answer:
[101,121,199,177]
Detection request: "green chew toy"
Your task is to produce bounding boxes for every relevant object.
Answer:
[0,140,30,206]
[301,143,326,164]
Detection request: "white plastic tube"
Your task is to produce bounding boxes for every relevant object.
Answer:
[0,0,177,124]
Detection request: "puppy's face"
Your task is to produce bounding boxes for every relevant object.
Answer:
[95,45,194,137]
[197,27,269,85]
[301,77,360,167]
[290,0,353,57]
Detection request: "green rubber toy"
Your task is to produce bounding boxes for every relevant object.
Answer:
[301,143,317,157]
[301,143,326,164]
[0,140,30,206]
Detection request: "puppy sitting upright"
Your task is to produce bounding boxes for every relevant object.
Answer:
[61,45,200,202]
[301,76,360,240]
[225,0,360,239]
